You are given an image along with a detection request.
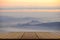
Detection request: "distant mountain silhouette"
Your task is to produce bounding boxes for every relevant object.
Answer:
[0,16,60,30]
[16,20,60,27]
[39,22,60,27]
[16,22,60,30]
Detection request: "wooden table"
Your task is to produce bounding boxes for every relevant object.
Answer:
[0,32,60,39]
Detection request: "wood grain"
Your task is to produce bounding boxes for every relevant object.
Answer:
[0,32,60,39]
[0,32,24,39]
[21,32,38,39]
[36,32,60,39]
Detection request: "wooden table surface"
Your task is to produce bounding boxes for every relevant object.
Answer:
[0,32,60,39]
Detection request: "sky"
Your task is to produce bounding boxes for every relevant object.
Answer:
[0,0,60,22]
[0,0,60,7]
[0,0,60,32]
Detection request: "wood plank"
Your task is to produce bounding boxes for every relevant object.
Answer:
[0,32,60,39]
[36,32,60,39]
[42,32,60,39]
[49,32,60,38]
[36,32,51,39]
[21,32,38,39]
[50,32,60,35]
[0,32,24,39]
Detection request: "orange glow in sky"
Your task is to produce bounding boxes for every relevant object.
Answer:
[0,0,60,7]
[0,10,60,12]
[0,0,60,12]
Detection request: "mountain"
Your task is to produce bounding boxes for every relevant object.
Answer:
[17,21,60,26]
[40,22,60,30]
[39,22,60,27]
[0,16,60,30]
[16,20,42,26]
[0,16,42,27]
[16,21,60,30]
[16,19,60,27]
